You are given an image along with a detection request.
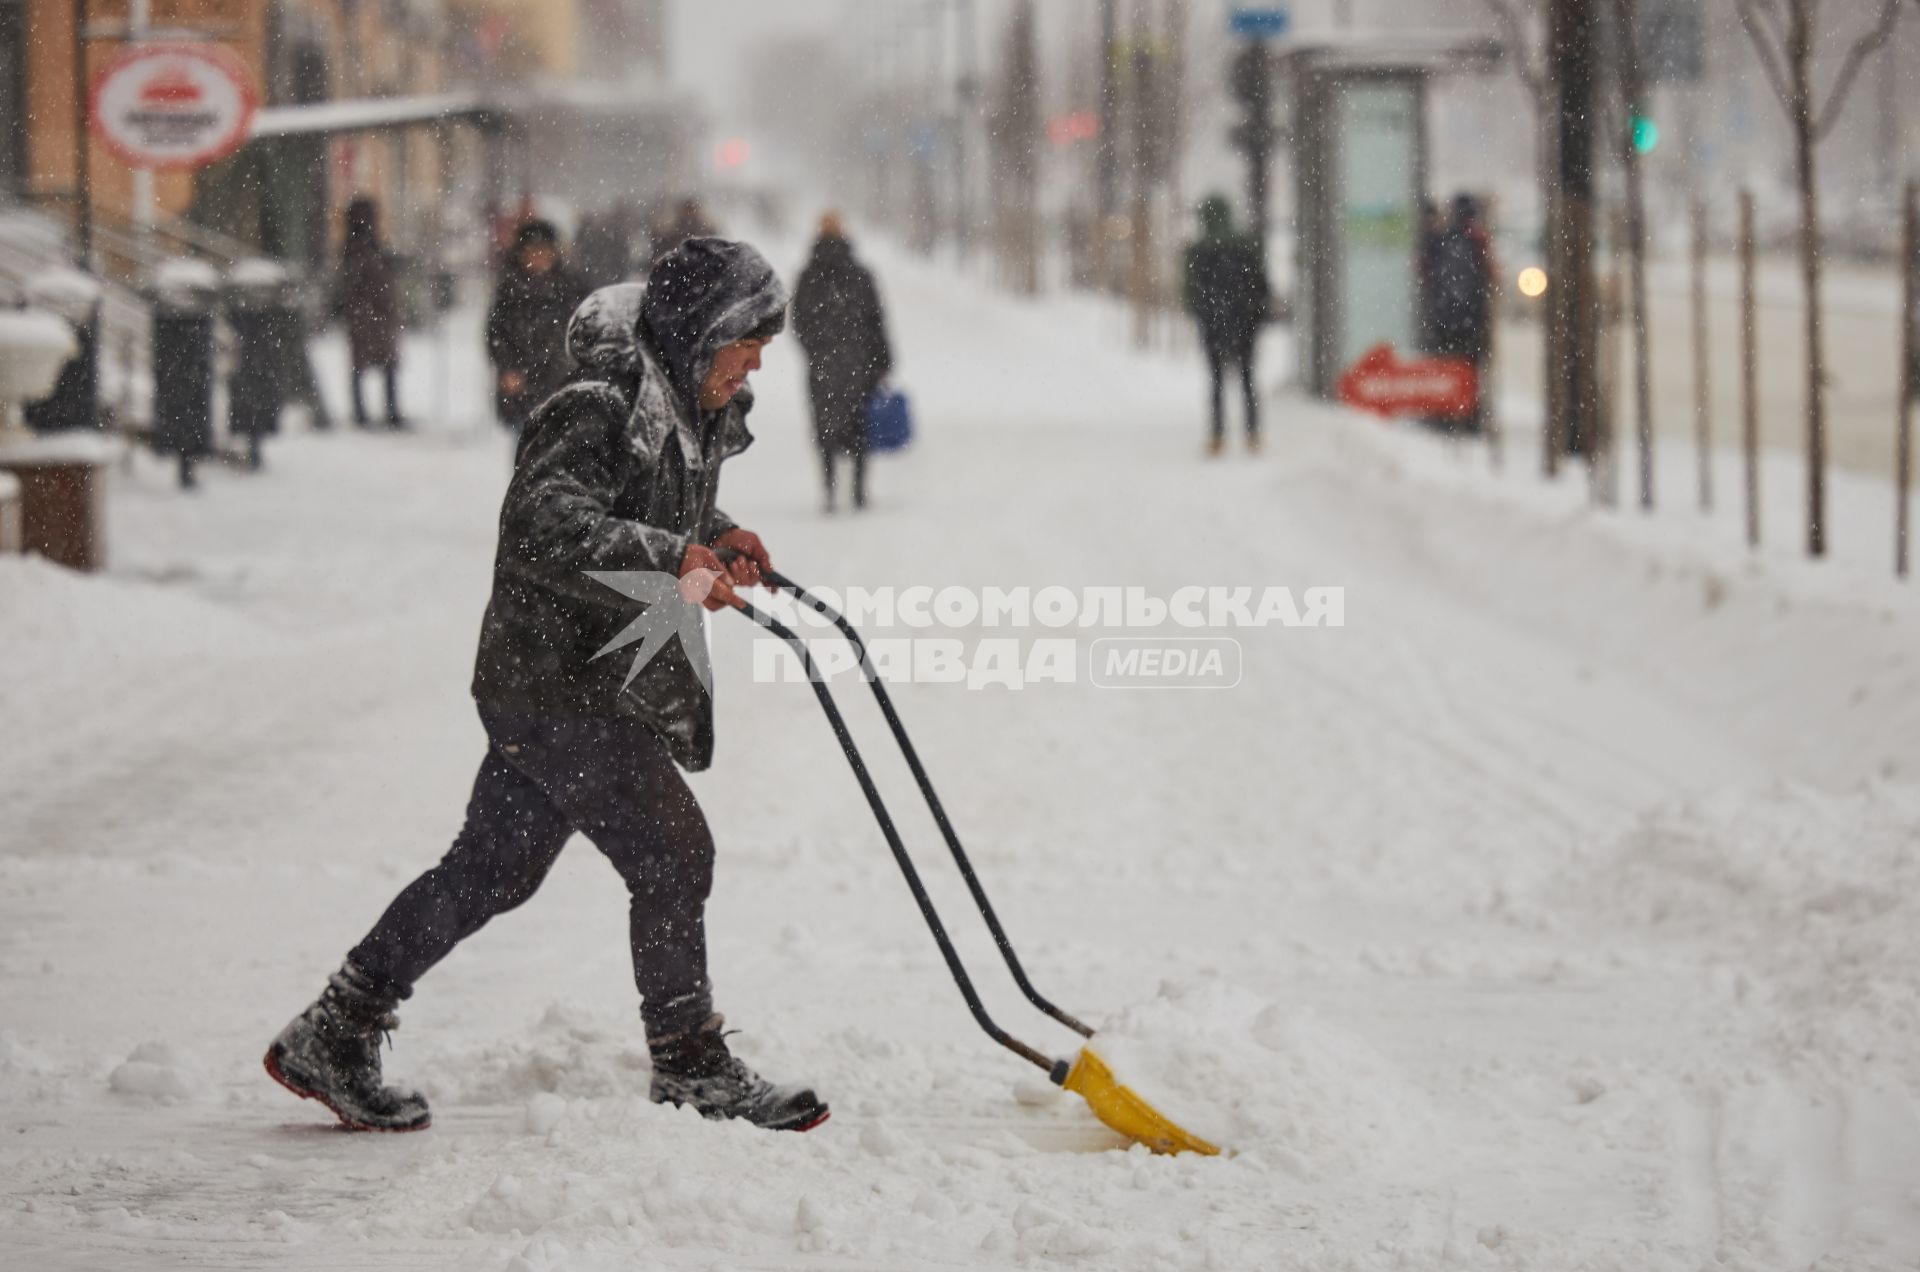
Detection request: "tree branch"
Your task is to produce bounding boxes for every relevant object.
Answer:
[1813,0,1905,140]
[1733,0,1796,118]
[1479,0,1546,104]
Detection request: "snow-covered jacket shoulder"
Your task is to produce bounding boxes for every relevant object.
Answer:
[469,265,778,771]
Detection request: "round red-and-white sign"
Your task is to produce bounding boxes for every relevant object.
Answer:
[90,43,258,172]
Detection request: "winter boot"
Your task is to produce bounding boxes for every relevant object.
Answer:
[648,1015,829,1132]
[264,962,431,1132]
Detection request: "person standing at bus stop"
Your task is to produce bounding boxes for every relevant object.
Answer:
[1423,193,1497,436]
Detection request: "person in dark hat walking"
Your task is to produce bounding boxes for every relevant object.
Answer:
[265,238,826,1136]
[487,219,592,433]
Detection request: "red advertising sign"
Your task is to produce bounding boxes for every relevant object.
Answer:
[90,44,258,172]
[1335,343,1480,419]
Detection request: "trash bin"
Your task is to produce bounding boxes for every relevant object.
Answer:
[149,258,220,490]
[225,257,298,471]
[21,266,103,434]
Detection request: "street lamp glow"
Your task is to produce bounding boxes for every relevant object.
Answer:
[1517,266,1549,299]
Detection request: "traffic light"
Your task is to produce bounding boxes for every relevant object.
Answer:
[1630,113,1659,155]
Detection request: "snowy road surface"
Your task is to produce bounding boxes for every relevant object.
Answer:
[3,246,1919,1271]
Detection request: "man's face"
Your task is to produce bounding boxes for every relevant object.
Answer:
[522,244,558,275]
[698,337,771,410]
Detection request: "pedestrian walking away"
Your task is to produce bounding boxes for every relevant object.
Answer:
[333,196,407,430]
[790,213,893,512]
[486,219,592,433]
[1182,195,1270,457]
[265,237,828,1136]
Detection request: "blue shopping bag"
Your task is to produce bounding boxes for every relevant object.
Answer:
[864,385,914,453]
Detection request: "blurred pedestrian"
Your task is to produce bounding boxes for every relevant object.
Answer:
[1424,193,1497,435]
[1182,195,1270,456]
[650,197,717,268]
[486,219,591,433]
[574,208,634,290]
[790,213,893,512]
[333,196,406,430]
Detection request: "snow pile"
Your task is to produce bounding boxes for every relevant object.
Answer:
[0,555,264,745]
[107,1041,201,1103]
[1089,980,1430,1171]
[1556,781,1920,1083]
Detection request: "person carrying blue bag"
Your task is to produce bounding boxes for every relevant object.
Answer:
[791,213,894,512]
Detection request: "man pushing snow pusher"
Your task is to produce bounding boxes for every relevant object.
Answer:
[265,238,827,1134]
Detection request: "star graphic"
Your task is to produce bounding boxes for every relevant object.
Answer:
[584,570,715,696]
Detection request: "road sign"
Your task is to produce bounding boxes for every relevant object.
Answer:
[1229,7,1290,40]
[1335,344,1480,419]
[90,43,257,172]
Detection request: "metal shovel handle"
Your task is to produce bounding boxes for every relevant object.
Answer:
[760,568,1094,1041]
[730,596,1069,1082]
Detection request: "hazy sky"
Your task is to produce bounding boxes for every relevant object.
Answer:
[667,0,1031,120]
[669,0,842,110]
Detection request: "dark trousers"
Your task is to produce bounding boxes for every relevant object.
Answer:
[820,445,867,509]
[350,362,401,425]
[1204,335,1259,444]
[348,706,716,1038]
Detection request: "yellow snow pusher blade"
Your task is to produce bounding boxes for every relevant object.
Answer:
[1061,1045,1222,1156]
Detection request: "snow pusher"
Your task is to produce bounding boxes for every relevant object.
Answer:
[728,570,1221,1157]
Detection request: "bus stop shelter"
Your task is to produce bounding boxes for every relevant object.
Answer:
[1276,36,1502,399]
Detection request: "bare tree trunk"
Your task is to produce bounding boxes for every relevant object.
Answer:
[1735,0,1906,557]
[1692,199,1713,511]
[1541,121,1563,478]
[1793,117,1826,556]
[1899,179,1916,579]
[1609,0,1655,510]
[1741,188,1761,549]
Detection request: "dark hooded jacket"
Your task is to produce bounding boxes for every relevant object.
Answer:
[1182,196,1269,350]
[470,239,788,771]
[790,234,892,452]
[486,227,592,428]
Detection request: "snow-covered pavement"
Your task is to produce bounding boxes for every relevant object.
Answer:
[3,245,1919,1271]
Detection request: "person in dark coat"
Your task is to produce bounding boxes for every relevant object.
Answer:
[1182,195,1270,456]
[486,219,591,432]
[266,238,829,1138]
[573,208,634,290]
[1424,193,1498,435]
[789,214,892,511]
[334,196,405,429]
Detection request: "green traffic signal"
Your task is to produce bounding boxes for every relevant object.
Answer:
[1631,114,1660,156]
